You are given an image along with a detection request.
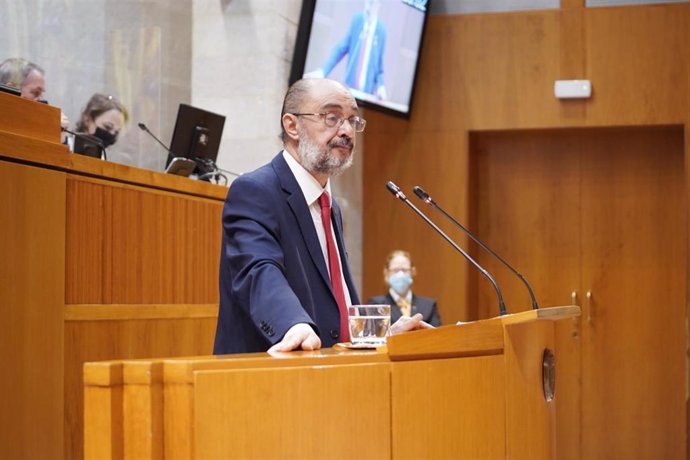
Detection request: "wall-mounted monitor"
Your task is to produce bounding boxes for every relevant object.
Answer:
[289,0,431,119]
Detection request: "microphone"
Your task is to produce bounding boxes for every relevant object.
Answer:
[413,186,539,310]
[386,181,507,316]
[138,122,177,167]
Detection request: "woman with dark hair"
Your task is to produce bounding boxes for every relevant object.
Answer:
[75,93,128,148]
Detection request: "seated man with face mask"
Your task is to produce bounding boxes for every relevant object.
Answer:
[73,93,128,156]
[367,249,441,327]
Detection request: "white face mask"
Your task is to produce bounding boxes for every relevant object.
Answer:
[388,271,413,295]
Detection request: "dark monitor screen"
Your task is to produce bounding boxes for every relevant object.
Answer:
[169,103,226,164]
[0,83,21,96]
[289,0,431,119]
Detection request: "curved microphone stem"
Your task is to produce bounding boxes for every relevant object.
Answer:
[413,186,538,310]
[138,122,173,154]
[386,181,507,316]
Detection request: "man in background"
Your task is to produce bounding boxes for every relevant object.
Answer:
[368,249,442,327]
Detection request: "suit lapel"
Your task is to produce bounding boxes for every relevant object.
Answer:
[272,154,332,290]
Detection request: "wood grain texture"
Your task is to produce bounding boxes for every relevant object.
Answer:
[363,7,690,458]
[578,127,686,459]
[470,126,686,459]
[65,175,223,304]
[0,161,66,459]
[194,364,391,460]
[65,317,217,460]
[585,5,690,126]
[503,320,555,460]
[0,92,62,143]
[83,363,123,460]
[391,356,505,459]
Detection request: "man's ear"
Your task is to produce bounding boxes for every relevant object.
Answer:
[282,113,300,141]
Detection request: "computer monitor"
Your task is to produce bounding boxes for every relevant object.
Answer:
[168,103,226,169]
[0,83,21,96]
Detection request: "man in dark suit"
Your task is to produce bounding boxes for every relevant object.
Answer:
[214,78,430,354]
[367,250,441,327]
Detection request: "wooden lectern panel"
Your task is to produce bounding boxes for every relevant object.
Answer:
[391,355,506,459]
[0,160,66,460]
[194,363,391,460]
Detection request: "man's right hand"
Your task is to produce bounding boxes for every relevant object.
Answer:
[268,323,321,353]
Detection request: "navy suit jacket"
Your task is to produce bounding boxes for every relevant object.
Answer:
[366,292,441,327]
[213,153,360,354]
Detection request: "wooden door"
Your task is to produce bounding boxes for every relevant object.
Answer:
[578,127,686,459]
[470,126,687,459]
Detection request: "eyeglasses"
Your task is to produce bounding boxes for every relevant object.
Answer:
[291,112,366,133]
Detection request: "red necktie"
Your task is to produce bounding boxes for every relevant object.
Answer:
[319,192,350,342]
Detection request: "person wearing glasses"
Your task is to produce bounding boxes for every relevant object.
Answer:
[213,78,431,355]
[367,250,441,327]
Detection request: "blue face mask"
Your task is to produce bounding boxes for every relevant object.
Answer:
[388,271,413,295]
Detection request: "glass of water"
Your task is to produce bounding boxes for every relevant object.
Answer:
[348,304,391,346]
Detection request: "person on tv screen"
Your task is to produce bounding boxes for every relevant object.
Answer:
[305,0,387,100]
[213,78,432,355]
[75,93,128,149]
[367,249,441,327]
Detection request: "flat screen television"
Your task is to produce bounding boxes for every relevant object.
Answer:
[168,103,226,172]
[289,0,431,118]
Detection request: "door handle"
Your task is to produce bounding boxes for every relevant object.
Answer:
[570,291,579,338]
[586,290,593,323]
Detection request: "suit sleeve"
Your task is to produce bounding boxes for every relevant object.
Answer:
[428,300,441,327]
[223,175,315,344]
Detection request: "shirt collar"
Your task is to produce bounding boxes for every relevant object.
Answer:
[282,150,331,206]
[389,289,412,303]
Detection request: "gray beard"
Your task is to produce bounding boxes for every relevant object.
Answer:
[297,128,353,177]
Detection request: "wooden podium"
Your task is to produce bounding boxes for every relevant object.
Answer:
[84,306,579,459]
[0,93,226,459]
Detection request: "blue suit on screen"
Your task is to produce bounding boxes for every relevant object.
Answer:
[321,11,386,95]
[213,153,360,354]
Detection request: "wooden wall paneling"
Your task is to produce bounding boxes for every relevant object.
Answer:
[391,355,505,459]
[585,4,690,126]
[65,175,223,304]
[193,364,392,459]
[560,0,584,8]
[454,11,572,131]
[0,161,66,459]
[469,130,583,317]
[362,129,473,323]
